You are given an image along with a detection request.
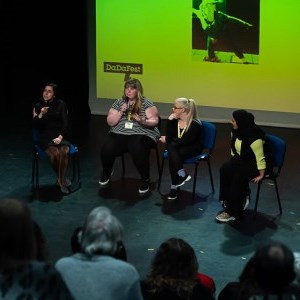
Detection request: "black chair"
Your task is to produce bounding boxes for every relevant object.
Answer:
[253,133,286,217]
[31,130,81,195]
[157,120,216,200]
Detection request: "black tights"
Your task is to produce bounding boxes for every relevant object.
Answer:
[167,143,202,185]
[100,133,156,180]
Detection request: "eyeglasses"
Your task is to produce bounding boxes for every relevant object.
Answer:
[173,106,183,110]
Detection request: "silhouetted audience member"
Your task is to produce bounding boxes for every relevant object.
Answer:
[55,206,142,300]
[218,240,300,300]
[294,252,300,285]
[141,237,214,300]
[33,220,49,261]
[0,198,73,299]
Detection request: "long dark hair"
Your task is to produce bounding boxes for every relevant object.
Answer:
[145,238,199,298]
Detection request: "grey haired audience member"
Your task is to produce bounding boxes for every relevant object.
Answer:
[55,206,142,300]
[79,206,123,256]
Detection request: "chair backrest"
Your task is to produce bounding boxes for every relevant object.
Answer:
[200,120,217,153]
[265,134,286,169]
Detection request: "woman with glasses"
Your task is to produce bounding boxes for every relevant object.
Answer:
[159,98,203,201]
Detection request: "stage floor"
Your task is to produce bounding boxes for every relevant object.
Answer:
[1,113,300,296]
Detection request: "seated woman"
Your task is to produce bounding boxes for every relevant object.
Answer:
[141,237,214,300]
[159,97,203,201]
[33,82,71,194]
[216,109,266,222]
[99,78,160,194]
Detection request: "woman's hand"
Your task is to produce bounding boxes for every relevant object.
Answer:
[168,113,177,120]
[53,136,62,144]
[119,103,127,115]
[251,170,265,183]
[159,136,166,143]
[132,114,147,124]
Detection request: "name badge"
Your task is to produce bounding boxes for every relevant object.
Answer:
[125,121,133,129]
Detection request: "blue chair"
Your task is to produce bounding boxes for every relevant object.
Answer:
[31,130,81,194]
[254,133,286,216]
[157,120,216,200]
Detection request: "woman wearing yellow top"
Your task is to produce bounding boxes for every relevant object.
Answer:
[216,109,266,222]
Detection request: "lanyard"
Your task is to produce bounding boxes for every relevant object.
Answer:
[177,121,186,138]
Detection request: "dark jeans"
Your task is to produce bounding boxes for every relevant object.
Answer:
[100,133,156,180]
[219,156,258,217]
[167,143,202,185]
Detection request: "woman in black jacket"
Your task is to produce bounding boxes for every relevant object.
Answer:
[159,97,203,201]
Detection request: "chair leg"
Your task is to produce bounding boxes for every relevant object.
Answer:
[157,157,165,192]
[192,164,198,201]
[31,155,35,187]
[76,153,81,188]
[121,154,125,177]
[207,159,215,193]
[274,179,282,215]
[155,146,160,180]
[254,181,262,218]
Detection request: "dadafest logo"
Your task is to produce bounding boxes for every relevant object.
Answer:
[103,62,143,74]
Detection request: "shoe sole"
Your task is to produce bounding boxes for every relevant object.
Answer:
[216,216,236,222]
[99,170,114,186]
[176,175,191,188]
[243,197,250,210]
[99,179,110,186]
[139,187,149,194]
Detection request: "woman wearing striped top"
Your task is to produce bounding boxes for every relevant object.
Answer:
[99,78,160,194]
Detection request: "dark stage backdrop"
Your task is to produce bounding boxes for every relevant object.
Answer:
[0,1,90,125]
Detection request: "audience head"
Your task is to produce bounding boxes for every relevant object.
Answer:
[0,198,36,270]
[253,240,295,293]
[149,237,199,280]
[79,206,123,257]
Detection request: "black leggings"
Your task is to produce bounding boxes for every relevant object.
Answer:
[100,133,156,180]
[167,143,202,185]
[219,156,258,217]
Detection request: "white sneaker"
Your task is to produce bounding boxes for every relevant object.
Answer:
[243,196,250,210]
[216,211,236,222]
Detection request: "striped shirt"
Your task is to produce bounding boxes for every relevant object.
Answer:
[109,98,160,142]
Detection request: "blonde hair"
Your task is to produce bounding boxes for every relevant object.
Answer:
[175,97,198,130]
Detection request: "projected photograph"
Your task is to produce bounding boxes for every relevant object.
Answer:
[192,0,260,64]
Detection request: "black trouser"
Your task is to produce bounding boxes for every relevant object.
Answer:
[167,143,202,185]
[219,156,258,217]
[100,133,156,180]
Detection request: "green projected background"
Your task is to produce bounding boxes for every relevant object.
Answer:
[96,0,300,113]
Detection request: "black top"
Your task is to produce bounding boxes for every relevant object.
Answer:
[166,119,203,152]
[33,99,69,149]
